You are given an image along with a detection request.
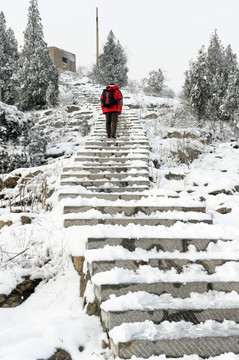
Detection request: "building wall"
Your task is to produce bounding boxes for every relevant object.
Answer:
[48,47,76,72]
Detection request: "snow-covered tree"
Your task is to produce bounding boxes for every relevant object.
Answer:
[0,12,19,104]
[143,69,165,96]
[17,0,58,111]
[183,47,210,119]
[183,30,239,123]
[0,11,7,85]
[92,30,128,87]
[3,28,19,104]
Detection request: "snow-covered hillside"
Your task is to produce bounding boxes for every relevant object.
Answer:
[1,72,239,360]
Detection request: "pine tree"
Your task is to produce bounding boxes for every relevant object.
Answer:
[4,28,19,104]
[183,30,239,123]
[0,12,8,99]
[220,68,239,121]
[0,12,19,104]
[143,69,165,96]
[17,0,58,110]
[190,47,210,119]
[92,30,128,87]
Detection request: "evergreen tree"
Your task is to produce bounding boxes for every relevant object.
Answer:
[183,30,239,123]
[220,68,239,121]
[17,0,58,110]
[0,12,8,100]
[0,12,19,104]
[4,28,19,104]
[0,11,7,79]
[92,30,128,87]
[143,69,165,96]
[188,47,210,119]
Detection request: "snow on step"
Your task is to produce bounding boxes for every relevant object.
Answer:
[86,235,232,252]
[101,291,239,330]
[74,156,148,163]
[109,320,239,358]
[91,263,239,303]
[61,172,149,180]
[63,200,206,215]
[84,140,149,146]
[60,179,150,188]
[59,192,154,201]
[76,150,149,156]
[86,255,238,277]
[64,210,212,227]
[62,166,149,173]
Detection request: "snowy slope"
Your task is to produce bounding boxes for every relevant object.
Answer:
[0,71,239,360]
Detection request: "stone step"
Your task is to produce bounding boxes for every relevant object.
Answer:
[86,257,234,277]
[62,166,149,173]
[64,214,212,228]
[84,146,150,151]
[61,173,149,180]
[73,186,149,193]
[60,179,150,187]
[103,306,239,330]
[94,123,142,128]
[92,132,146,137]
[100,291,239,330]
[88,137,148,142]
[93,278,239,303]
[84,141,149,146]
[109,322,239,358]
[64,204,206,215]
[86,237,231,252]
[59,192,162,201]
[74,157,148,163]
[76,150,149,157]
[93,129,145,134]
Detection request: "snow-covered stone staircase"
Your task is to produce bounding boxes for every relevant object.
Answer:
[59,107,239,358]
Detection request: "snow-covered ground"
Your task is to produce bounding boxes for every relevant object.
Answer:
[1,72,239,360]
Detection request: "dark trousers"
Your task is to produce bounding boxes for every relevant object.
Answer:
[105,112,118,137]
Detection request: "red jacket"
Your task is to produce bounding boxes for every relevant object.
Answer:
[100,85,123,114]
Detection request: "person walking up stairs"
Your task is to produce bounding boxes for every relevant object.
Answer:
[100,84,123,139]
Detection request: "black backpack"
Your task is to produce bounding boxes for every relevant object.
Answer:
[102,89,117,107]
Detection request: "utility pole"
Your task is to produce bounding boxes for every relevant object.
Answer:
[96,7,99,66]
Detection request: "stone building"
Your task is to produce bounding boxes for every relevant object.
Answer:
[48,46,76,72]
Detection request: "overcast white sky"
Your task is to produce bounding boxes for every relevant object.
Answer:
[2,0,239,93]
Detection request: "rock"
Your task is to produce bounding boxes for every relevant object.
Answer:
[0,278,42,308]
[21,216,32,225]
[0,179,4,192]
[0,220,13,230]
[44,110,53,116]
[66,105,80,113]
[165,172,185,180]
[85,302,100,316]
[102,340,109,349]
[209,189,233,196]
[216,207,232,214]
[53,121,64,128]
[4,176,19,189]
[40,349,72,360]
[142,113,158,119]
[0,295,6,304]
